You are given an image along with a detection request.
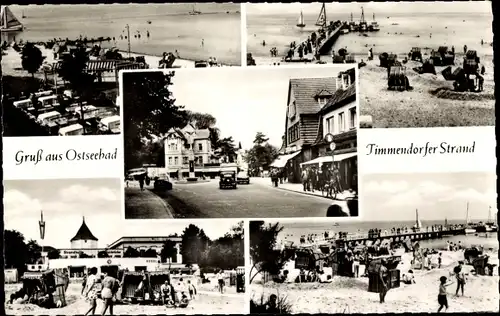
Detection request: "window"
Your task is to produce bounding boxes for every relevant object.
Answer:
[185,144,191,149]
[168,142,177,151]
[168,157,172,165]
[199,156,203,164]
[349,107,357,129]
[198,143,203,151]
[318,97,327,106]
[326,116,334,134]
[183,157,188,164]
[338,112,345,133]
[288,122,300,143]
[174,157,178,165]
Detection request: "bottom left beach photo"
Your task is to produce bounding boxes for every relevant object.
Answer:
[3,178,246,315]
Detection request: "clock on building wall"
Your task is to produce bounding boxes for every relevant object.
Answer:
[288,101,296,119]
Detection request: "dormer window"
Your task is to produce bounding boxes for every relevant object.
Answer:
[318,97,328,106]
[341,73,351,90]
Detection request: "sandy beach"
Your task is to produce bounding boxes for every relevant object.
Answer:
[4,281,245,315]
[359,53,495,128]
[251,250,499,313]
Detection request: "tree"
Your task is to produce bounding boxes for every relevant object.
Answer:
[26,239,42,264]
[245,132,279,173]
[4,230,29,274]
[253,132,269,145]
[57,44,96,133]
[249,221,292,283]
[160,240,178,263]
[140,248,158,258]
[21,42,44,79]
[185,111,217,129]
[181,224,211,265]
[98,250,110,258]
[123,71,188,170]
[218,136,237,163]
[124,246,140,258]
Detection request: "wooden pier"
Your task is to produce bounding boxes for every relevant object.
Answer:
[317,23,346,55]
[293,228,466,249]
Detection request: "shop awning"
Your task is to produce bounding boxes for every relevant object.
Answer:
[300,152,357,166]
[269,151,301,168]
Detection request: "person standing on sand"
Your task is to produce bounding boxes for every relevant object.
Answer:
[100,271,119,315]
[83,267,99,316]
[216,270,225,294]
[454,261,466,297]
[438,276,454,313]
[378,259,389,303]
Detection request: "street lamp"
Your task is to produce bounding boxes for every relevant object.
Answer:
[323,133,336,169]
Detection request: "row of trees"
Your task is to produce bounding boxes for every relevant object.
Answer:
[4,230,60,274]
[123,71,246,170]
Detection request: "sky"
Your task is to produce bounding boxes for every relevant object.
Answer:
[246,1,492,16]
[4,179,239,248]
[361,172,497,222]
[169,65,353,150]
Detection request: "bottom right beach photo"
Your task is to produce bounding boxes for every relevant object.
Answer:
[249,171,498,314]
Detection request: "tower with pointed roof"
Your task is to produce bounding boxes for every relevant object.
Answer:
[70,217,98,249]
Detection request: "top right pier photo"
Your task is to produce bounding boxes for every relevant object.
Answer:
[246,1,494,128]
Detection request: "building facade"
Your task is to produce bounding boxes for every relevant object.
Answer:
[277,69,357,189]
[107,236,182,264]
[164,124,215,177]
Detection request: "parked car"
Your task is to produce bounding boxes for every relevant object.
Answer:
[219,171,237,189]
[237,171,250,184]
[153,174,173,191]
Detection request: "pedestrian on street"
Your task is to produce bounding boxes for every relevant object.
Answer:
[138,174,145,191]
[301,167,309,191]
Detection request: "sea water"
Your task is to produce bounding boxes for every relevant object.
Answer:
[4,3,241,65]
[247,2,493,58]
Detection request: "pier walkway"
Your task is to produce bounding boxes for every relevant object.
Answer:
[317,23,346,55]
[288,227,466,249]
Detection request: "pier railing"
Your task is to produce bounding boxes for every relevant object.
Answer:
[318,23,346,55]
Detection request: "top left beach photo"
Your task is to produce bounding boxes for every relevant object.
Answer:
[1,3,242,137]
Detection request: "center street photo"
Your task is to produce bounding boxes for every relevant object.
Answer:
[122,65,359,219]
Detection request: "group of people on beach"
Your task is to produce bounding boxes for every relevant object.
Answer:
[82,267,119,316]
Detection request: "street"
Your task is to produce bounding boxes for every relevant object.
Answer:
[125,178,335,218]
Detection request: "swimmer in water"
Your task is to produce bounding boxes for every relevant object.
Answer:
[147,31,150,38]
[201,39,204,47]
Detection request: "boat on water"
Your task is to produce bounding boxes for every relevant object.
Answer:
[483,206,498,232]
[464,202,480,234]
[315,2,327,28]
[412,209,423,233]
[1,5,24,32]
[369,13,380,31]
[359,6,368,32]
[189,5,201,15]
[349,13,358,31]
[296,10,306,28]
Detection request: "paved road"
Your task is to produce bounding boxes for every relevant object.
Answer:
[126,178,335,219]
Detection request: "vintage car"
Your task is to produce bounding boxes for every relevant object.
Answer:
[236,171,250,184]
[153,174,173,191]
[219,170,237,189]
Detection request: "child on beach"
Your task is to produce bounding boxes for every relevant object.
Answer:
[438,253,442,268]
[438,276,454,313]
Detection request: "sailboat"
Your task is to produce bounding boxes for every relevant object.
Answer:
[296,11,306,28]
[464,202,478,234]
[413,209,422,232]
[484,206,497,232]
[315,2,327,28]
[189,5,201,15]
[369,12,380,32]
[1,5,24,32]
[359,6,368,32]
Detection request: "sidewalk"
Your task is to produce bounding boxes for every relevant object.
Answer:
[251,177,356,201]
[125,185,174,219]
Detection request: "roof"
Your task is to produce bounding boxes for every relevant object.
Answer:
[166,125,210,141]
[107,236,182,249]
[321,84,356,114]
[100,115,120,124]
[59,123,83,133]
[38,95,57,101]
[289,77,337,115]
[37,111,61,120]
[71,217,98,242]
